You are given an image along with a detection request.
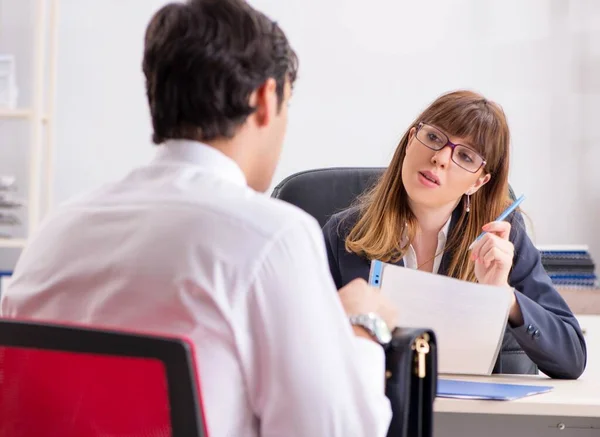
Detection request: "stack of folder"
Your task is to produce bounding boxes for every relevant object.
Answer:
[0,175,24,239]
[537,245,597,289]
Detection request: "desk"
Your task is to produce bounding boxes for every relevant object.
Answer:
[434,374,600,436]
[558,287,600,316]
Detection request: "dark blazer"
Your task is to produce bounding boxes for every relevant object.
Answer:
[323,206,587,379]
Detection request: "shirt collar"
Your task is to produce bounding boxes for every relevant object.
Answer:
[439,216,451,240]
[152,139,247,187]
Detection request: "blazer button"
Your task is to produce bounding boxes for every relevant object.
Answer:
[533,330,540,338]
[527,324,535,334]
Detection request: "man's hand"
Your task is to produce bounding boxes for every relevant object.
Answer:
[338,278,398,334]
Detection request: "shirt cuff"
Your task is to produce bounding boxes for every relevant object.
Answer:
[509,292,538,339]
[354,336,387,394]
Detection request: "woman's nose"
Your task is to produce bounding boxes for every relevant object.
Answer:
[431,145,452,168]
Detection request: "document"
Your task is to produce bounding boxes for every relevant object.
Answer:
[369,261,513,375]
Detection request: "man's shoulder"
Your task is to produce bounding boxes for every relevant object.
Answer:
[44,176,324,257]
[239,194,323,240]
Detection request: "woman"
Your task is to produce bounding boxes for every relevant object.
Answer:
[323,90,586,379]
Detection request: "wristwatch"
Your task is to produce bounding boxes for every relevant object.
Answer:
[348,312,392,346]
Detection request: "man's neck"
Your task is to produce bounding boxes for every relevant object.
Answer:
[203,131,264,191]
[204,136,242,162]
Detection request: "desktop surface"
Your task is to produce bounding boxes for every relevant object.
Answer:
[434,374,600,418]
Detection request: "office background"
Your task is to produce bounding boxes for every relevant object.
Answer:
[1,0,599,270]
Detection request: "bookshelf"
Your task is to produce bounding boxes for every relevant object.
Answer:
[0,108,33,118]
[0,0,59,250]
[0,238,27,249]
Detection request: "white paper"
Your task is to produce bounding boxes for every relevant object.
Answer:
[371,262,513,375]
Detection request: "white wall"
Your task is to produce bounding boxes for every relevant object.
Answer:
[1,0,599,270]
[256,0,600,259]
[50,0,161,206]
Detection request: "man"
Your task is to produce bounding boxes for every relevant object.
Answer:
[1,1,397,436]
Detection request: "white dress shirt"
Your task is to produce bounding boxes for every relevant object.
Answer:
[1,140,392,437]
[403,219,451,273]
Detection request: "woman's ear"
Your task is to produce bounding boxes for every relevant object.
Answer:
[468,173,491,195]
[408,127,416,140]
[407,127,416,148]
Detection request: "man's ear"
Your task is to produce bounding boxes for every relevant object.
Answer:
[468,173,491,195]
[252,78,277,128]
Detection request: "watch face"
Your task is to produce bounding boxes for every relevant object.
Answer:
[372,316,392,344]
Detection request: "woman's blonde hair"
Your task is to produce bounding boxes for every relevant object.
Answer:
[345,90,513,282]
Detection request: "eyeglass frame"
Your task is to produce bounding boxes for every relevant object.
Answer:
[414,122,487,173]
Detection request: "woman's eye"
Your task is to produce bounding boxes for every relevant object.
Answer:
[458,151,474,163]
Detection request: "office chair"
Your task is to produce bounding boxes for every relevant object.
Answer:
[0,319,208,437]
[272,167,516,227]
[272,167,519,437]
[272,167,384,227]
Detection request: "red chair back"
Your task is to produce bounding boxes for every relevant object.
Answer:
[0,320,208,437]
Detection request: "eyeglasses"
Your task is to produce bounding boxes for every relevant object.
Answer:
[415,123,486,173]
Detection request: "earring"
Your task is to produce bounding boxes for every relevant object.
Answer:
[465,193,471,213]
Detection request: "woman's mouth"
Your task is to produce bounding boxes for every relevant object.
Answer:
[418,171,440,187]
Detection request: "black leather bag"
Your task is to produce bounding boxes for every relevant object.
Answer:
[385,328,437,437]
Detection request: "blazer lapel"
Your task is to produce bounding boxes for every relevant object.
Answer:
[439,205,465,276]
[393,258,405,268]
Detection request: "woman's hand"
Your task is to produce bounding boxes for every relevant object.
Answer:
[471,221,524,325]
[471,221,514,287]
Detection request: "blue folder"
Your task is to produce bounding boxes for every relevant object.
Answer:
[437,379,553,401]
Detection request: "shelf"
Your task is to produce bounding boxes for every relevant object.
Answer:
[0,238,27,249]
[0,0,59,266]
[0,109,33,119]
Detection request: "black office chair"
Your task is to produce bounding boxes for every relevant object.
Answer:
[272,168,521,437]
[271,167,516,227]
[271,167,384,227]
[273,167,439,437]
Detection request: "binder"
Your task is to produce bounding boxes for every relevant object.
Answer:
[537,244,598,288]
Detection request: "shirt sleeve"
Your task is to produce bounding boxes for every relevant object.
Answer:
[246,216,392,437]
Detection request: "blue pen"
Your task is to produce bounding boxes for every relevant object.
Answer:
[468,194,526,250]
